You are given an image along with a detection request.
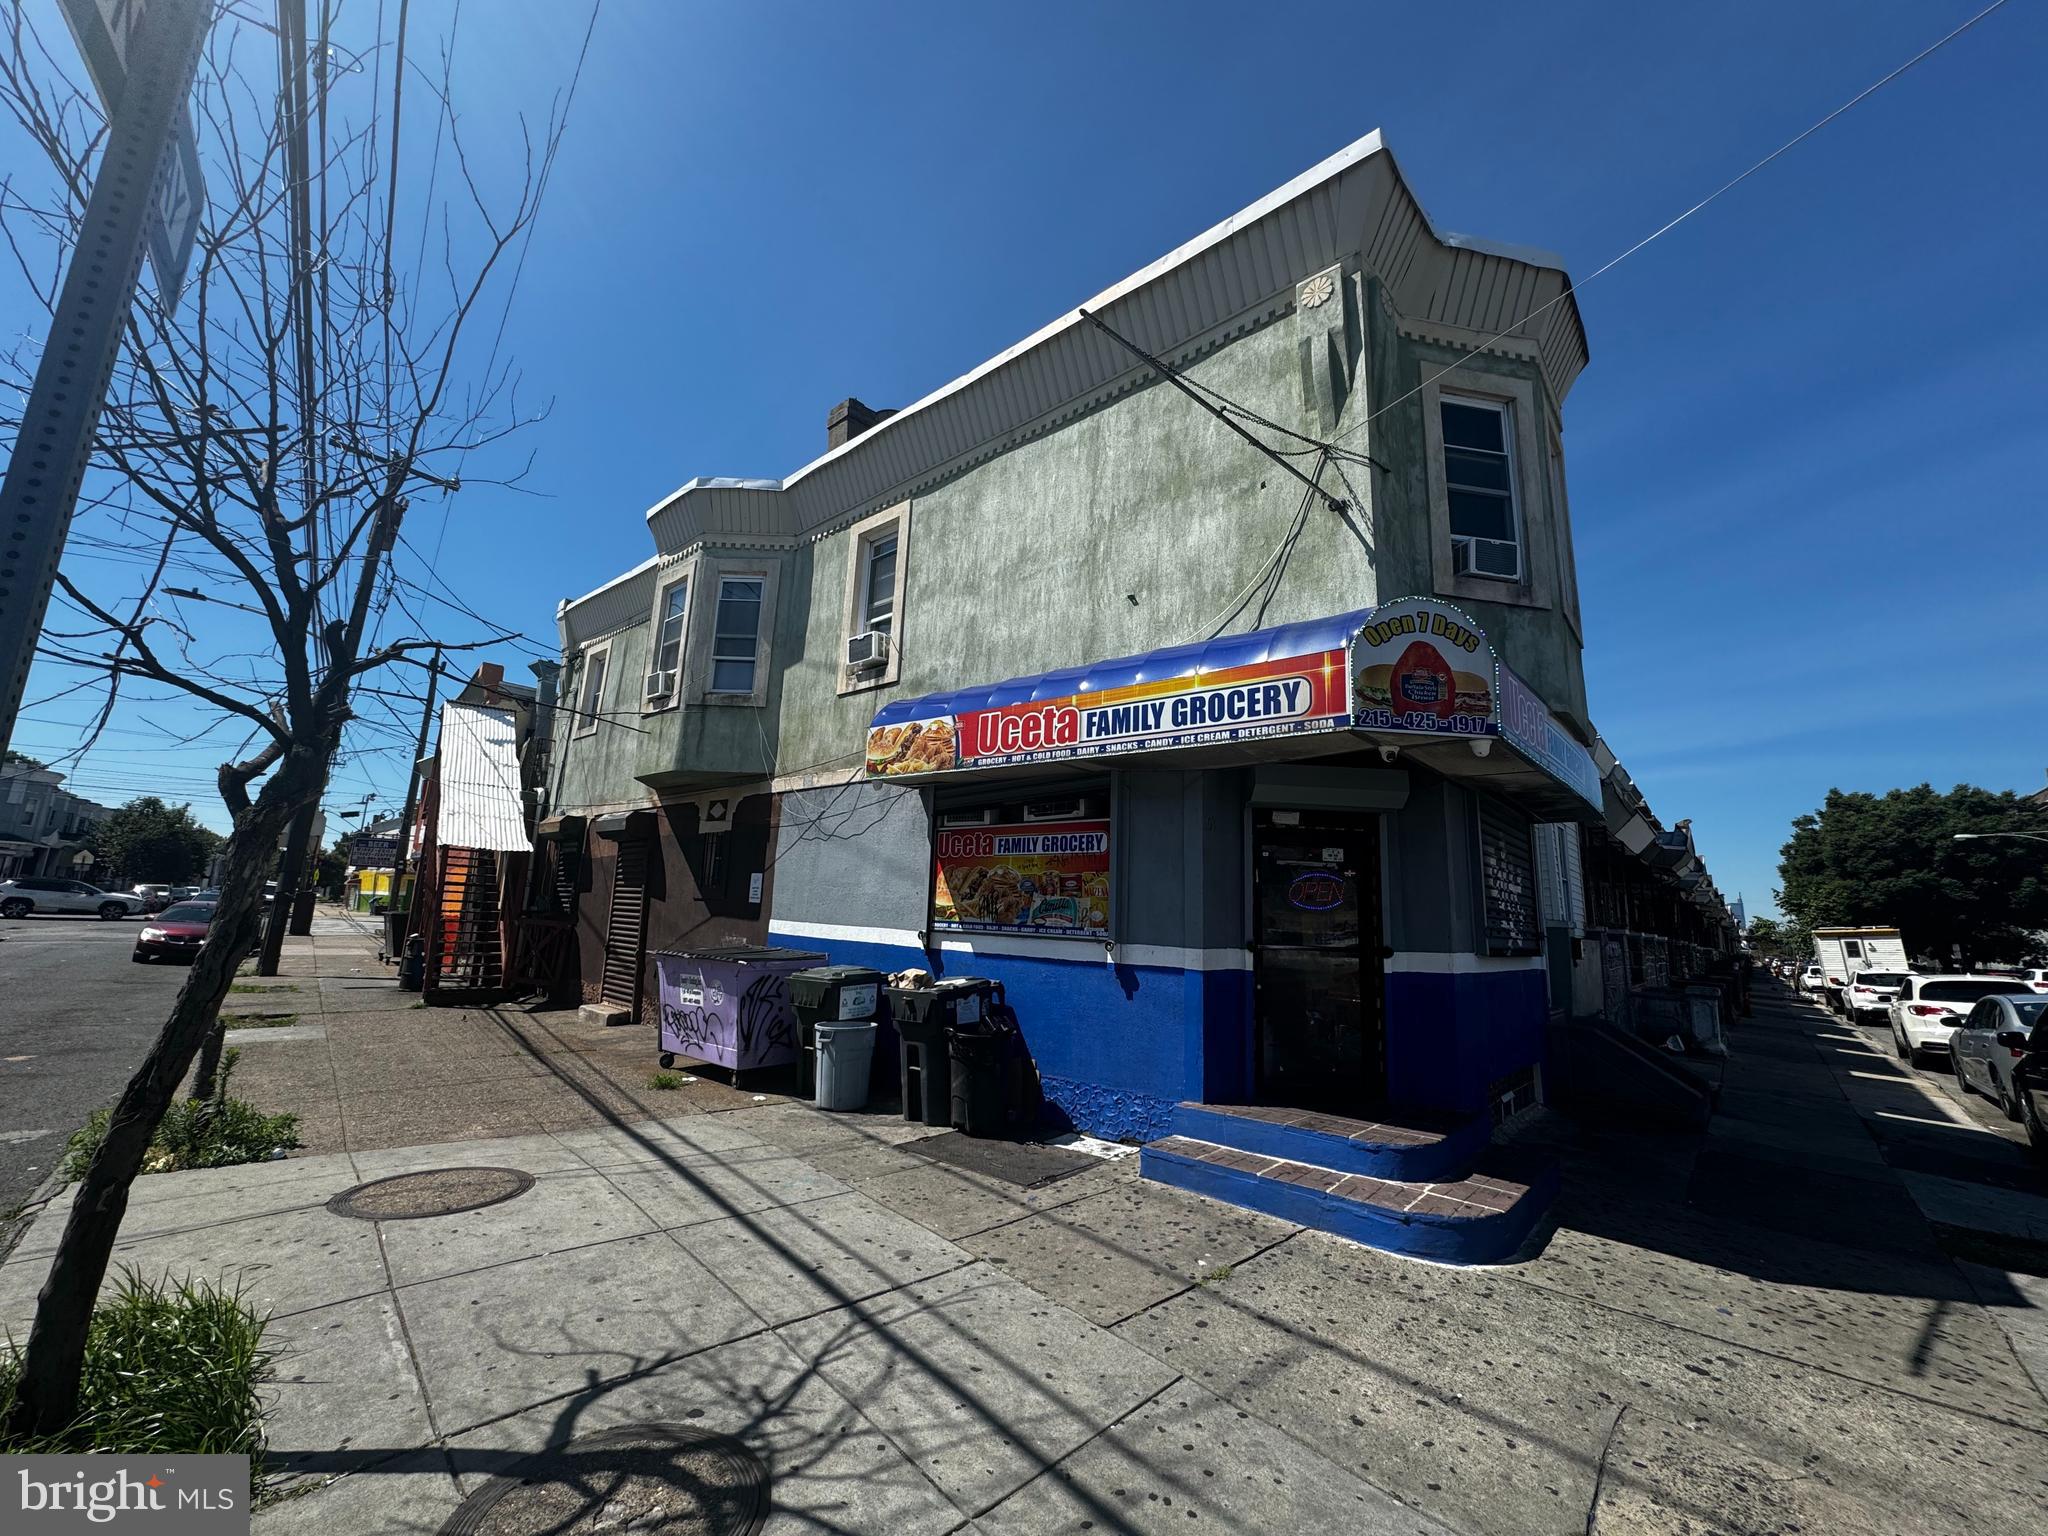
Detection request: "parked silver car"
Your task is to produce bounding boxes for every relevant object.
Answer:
[0,877,147,919]
[1952,993,2048,1119]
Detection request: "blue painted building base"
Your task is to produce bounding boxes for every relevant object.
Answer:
[1166,1102,1486,1183]
[1141,1138,1558,1266]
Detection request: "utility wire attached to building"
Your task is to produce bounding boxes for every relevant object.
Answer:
[1076,308,1386,510]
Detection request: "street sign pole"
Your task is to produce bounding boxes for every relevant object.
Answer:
[0,0,212,754]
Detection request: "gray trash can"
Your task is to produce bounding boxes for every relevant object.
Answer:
[814,1021,878,1112]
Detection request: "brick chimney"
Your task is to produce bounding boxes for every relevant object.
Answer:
[827,397,895,450]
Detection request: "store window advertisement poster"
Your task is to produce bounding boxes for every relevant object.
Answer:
[932,820,1111,936]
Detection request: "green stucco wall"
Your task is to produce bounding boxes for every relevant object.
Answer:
[555,258,1591,813]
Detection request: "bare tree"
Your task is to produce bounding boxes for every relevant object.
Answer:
[0,0,586,1438]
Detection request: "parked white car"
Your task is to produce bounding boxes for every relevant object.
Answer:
[1888,974,2041,1067]
[1841,968,1910,1025]
[1953,993,2048,1119]
[2014,967,2048,995]
[0,877,147,919]
[1799,963,1827,996]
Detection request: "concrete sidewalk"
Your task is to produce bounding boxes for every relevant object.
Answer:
[5,950,2048,1533]
[212,913,783,1155]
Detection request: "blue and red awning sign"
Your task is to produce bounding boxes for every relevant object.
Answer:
[864,597,1600,811]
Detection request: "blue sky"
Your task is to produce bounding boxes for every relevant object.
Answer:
[7,0,2044,912]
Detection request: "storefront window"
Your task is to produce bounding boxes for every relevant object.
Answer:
[931,789,1110,939]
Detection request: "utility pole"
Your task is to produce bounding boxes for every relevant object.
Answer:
[256,0,326,967]
[0,0,212,753]
[389,648,442,921]
[256,789,324,972]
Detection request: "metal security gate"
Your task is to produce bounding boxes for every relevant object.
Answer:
[431,847,504,993]
[601,838,649,1011]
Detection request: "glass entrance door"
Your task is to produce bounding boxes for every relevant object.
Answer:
[1252,810,1385,1111]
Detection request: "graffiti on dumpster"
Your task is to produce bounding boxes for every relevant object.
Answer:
[660,1000,724,1056]
[656,966,801,1072]
[733,976,796,1060]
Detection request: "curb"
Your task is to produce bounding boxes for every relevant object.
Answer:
[0,1159,69,1268]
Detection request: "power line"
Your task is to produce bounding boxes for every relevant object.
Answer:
[1077,308,1365,511]
[1329,0,2015,449]
[427,0,603,568]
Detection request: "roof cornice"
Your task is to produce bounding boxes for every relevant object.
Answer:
[583,131,1589,612]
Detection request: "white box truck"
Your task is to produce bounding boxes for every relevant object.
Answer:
[1812,926,1908,1015]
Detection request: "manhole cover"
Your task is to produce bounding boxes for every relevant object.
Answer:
[327,1167,535,1221]
[440,1424,769,1536]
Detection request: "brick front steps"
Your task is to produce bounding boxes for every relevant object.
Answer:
[1141,1112,1557,1265]
[1166,1101,1486,1184]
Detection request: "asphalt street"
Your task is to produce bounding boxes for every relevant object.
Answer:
[0,912,189,1218]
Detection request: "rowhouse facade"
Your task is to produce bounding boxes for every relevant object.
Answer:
[545,134,1734,1209]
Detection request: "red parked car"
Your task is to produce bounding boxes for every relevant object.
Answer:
[130,900,221,964]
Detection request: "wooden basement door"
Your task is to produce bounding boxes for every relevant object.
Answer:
[601,838,649,1009]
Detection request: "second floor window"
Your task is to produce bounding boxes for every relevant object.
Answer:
[711,578,763,693]
[1440,396,1521,581]
[861,531,897,640]
[575,647,608,734]
[653,577,689,676]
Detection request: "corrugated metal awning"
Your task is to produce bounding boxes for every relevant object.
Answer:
[433,703,530,853]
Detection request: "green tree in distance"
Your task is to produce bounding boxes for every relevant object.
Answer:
[95,798,222,886]
[1743,915,1811,963]
[1778,784,2048,967]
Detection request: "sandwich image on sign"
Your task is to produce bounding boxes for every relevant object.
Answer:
[1350,597,1497,734]
[1353,649,1492,722]
[865,717,958,776]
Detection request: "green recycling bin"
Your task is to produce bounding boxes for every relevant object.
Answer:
[888,979,991,1127]
[789,965,884,1100]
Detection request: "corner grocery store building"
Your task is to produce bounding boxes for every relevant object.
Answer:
[546,131,1734,1164]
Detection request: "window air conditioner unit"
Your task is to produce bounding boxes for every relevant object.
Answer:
[846,631,889,672]
[643,669,676,701]
[1452,538,1518,580]
[937,807,995,829]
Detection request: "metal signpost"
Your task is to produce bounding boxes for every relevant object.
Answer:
[59,0,206,312]
[0,0,211,753]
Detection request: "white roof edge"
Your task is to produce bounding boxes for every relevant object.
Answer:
[643,476,786,525]
[560,553,662,616]
[773,130,1395,494]
[1439,230,1567,271]
[619,129,1580,556]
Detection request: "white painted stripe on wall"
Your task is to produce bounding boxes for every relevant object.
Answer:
[770,920,917,949]
[1385,951,1548,974]
[769,920,1544,977]
[768,919,1248,973]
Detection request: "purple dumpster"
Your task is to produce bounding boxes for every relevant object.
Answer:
[654,946,827,1079]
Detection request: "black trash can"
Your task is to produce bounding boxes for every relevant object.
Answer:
[789,966,884,1101]
[398,933,425,992]
[382,909,409,961]
[888,979,991,1127]
[948,1020,1008,1137]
